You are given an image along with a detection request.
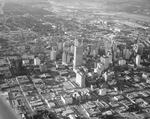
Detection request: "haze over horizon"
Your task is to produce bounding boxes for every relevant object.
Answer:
[3,0,150,17]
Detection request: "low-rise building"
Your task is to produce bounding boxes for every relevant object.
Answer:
[34,57,41,65]
[61,94,73,105]
[98,88,106,96]
[68,114,76,119]
[39,63,48,72]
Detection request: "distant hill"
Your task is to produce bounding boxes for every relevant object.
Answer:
[4,0,150,16]
[49,0,150,16]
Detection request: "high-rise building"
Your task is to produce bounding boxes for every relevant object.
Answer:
[123,48,131,60]
[136,55,141,67]
[133,44,138,53]
[116,48,122,58]
[63,42,71,52]
[90,49,93,56]
[76,71,86,88]
[62,51,67,64]
[74,39,79,46]
[112,41,117,52]
[83,50,88,58]
[92,50,97,57]
[113,51,117,62]
[52,46,57,51]
[73,39,83,67]
[57,42,63,50]
[64,46,70,52]
[103,72,108,81]
[50,50,57,61]
[107,51,112,64]
[104,40,111,54]
[67,53,72,63]
[100,55,109,69]
[49,40,57,47]
[118,58,126,66]
[63,52,72,64]
[137,43,144,55]
[70,45,74,53]
[34,57,41,65]
[95,47,99,56]
[133,43,143,55]
[94,62,104,76]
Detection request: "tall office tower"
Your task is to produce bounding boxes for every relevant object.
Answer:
[95,47,99,56]
[50,49,57,61]
[49,40,57,47]
[63,41,71,52]
[65,46,71,52]
[112,41,117,52]
[34,57,41,65]
[137,43,144,55]
[136,55,141,67]
[103,72,108,81]
[62,51,67,64]
[83,50,88,58]
[94,62,98,68]
[91,44,96,55]
[57,42,63,50]
[75,39,79,46]
[67,53,72,63]
[92,50,96,57]
[92,49,98,57]
[63,42,66,48]
[123,48,131,60]
[100,55,109,69]
[133,43,143,55]
[111,41,116,63]
[73,39,83,67]
[52,46,57,51]
[76,71,86,88]
[113,51,117,62]
[63,42,66,51]
[123,48,127,59]
[90,49,93,56]
[118,58,126,66]
[104,40,111,54]
[148,54,150,60]
[133,44,138,53]
[94,62,104,76]
[70,45,74,53]
[116,48,121,58]
[107,51,112,64]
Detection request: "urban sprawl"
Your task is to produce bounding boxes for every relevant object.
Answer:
[1,1,150,119]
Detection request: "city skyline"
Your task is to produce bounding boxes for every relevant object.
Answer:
[0,0,150,119]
